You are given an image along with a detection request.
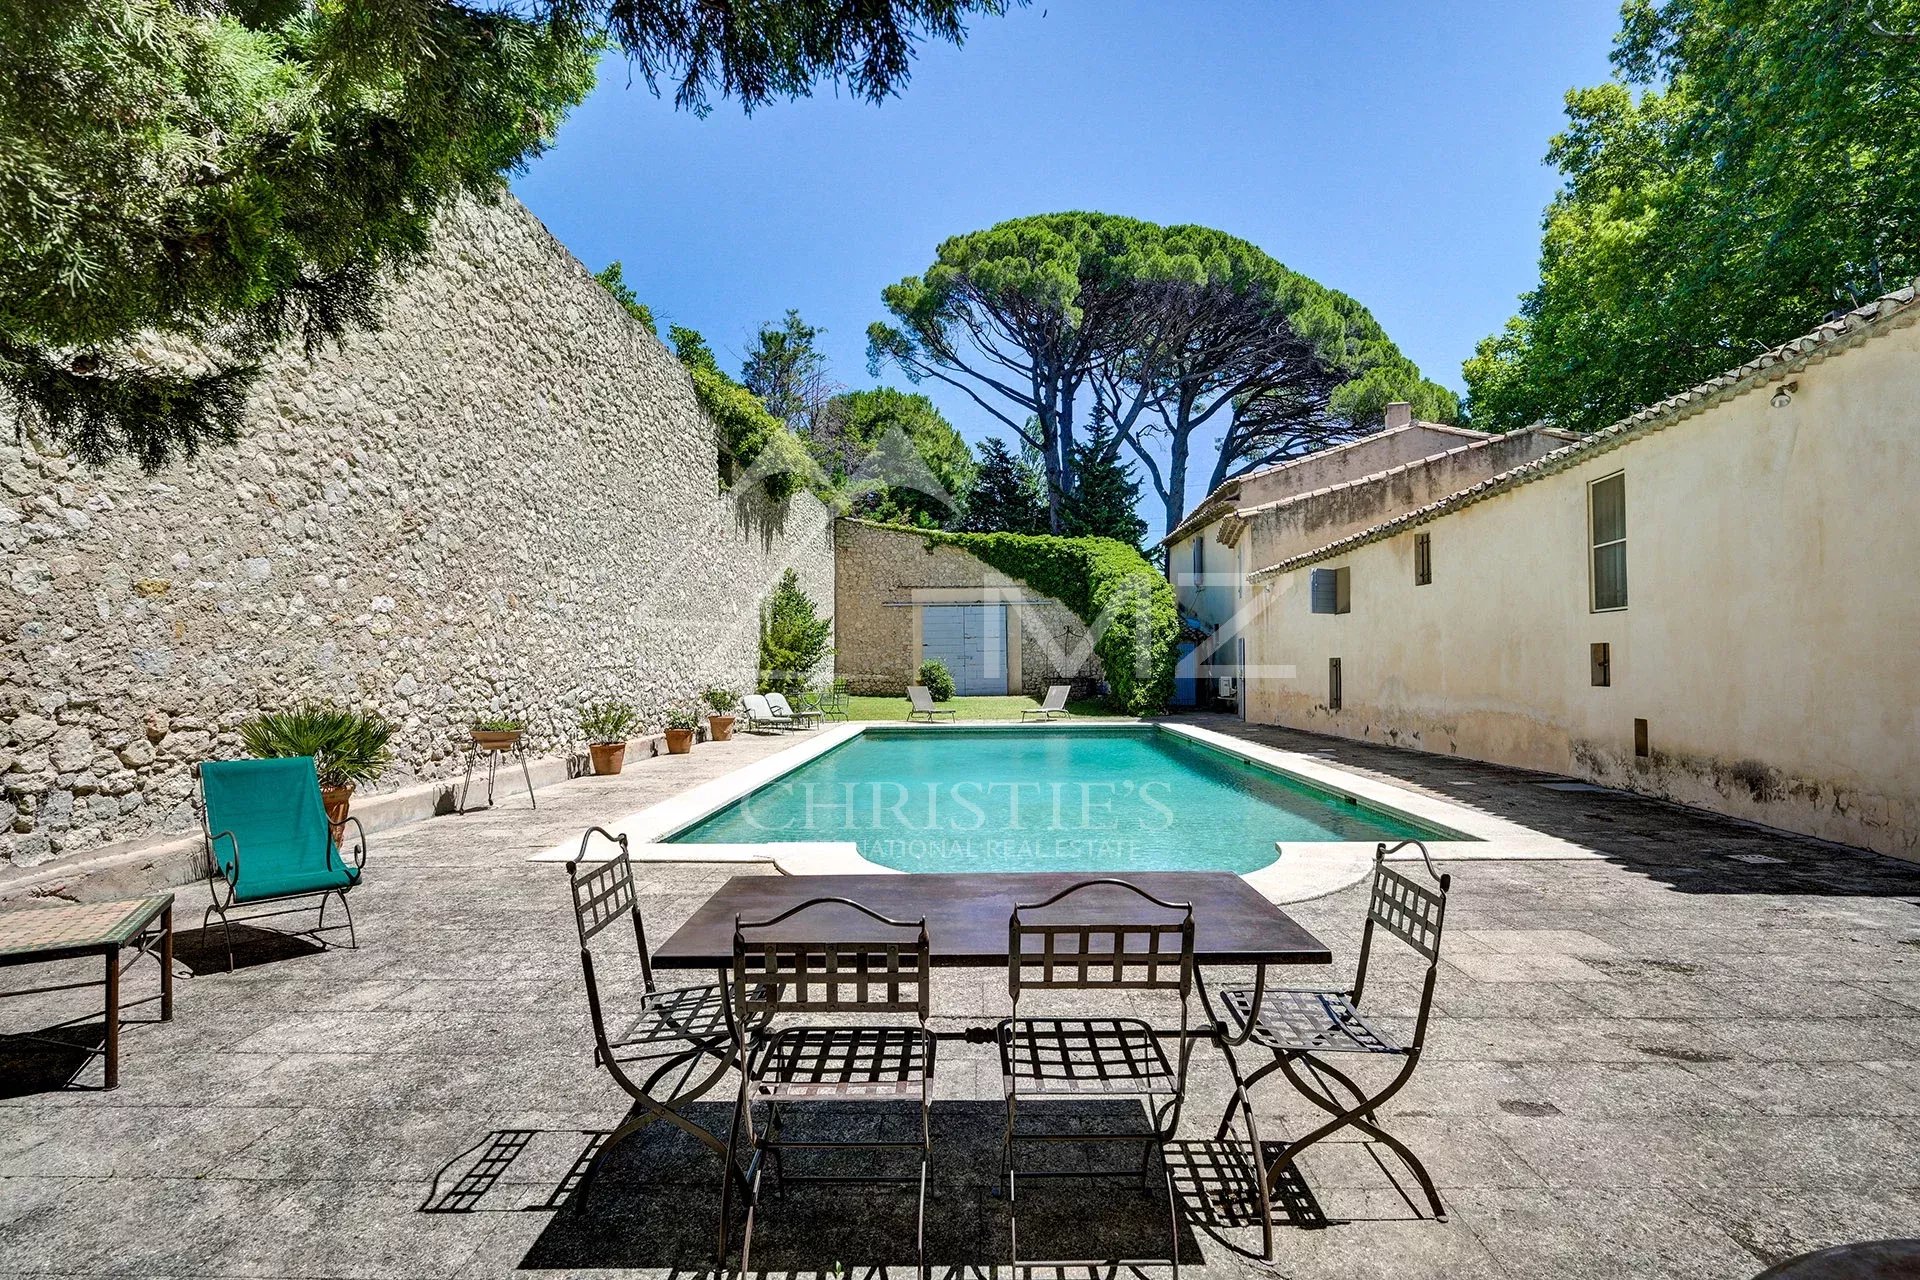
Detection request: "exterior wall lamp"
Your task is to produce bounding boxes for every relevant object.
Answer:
[1771,380,1798,408]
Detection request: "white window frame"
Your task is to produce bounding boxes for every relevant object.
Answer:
[1587,471,1628,613]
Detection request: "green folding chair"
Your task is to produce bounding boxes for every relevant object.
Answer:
[196,757,365,970]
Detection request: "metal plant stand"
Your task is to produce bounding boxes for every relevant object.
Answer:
[458,734,535,814]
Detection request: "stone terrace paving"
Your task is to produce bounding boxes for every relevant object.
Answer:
[2,721,1919,1279]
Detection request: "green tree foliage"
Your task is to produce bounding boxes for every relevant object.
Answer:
[870,212,1455,533]
[906,527,1179,714]
[742,310,834,431]
[960,438,1049,534]
[1464,0,1920,433]
[669,324,818,500]
[759,568,835,694]
[1058,419,1147,549]
[819,388,976,527]
[601,0,1022,114]
[594,262,656,332]
[5,0,1018,470]
[1,2,599,470]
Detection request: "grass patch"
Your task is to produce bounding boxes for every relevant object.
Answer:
[844,694,1126,722]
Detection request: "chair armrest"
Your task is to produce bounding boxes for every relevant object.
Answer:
[207,829,241,888]
[340,815,369,870]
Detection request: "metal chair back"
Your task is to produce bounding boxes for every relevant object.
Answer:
[566,831,652,1056]
[1007,878,1195,999]
[1352,841,1450,1047]
[731,897,931,1023]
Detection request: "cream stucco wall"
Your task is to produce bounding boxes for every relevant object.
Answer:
[1246,318,1920,859]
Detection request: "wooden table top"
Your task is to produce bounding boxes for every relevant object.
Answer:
[0,894,174,963]
[651,872,1331,970]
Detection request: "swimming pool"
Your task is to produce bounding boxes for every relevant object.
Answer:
[665,725,1467,874]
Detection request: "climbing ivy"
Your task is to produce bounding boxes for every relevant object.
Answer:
[898,525,1178,715]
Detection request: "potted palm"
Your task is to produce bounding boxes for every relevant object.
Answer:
[702,688,739,741]
[664,707,699,755]
[240,704,394,843]
[578,701,641,776]
[471,717,523,752]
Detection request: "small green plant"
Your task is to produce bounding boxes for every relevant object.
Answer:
[665,706,701,731]
[918,659,955,702]
[578,701,640,744]
[702,688,739,714]
[240,704,394,790]
[472,716,523,733]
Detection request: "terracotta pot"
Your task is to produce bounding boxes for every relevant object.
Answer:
[321,783,354,847]
[665,727,696,755]
[707,714,736,742]
[589,741,627,776]
[471,729,523,752]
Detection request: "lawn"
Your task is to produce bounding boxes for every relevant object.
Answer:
[843,693,1124,721]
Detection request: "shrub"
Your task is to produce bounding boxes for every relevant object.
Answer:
[578,701,641,744]
[472,716,523,733]
[665,707,701,731]
[240,705,394,790]
[702,688,739,714]
[759,568,834,695]
[897,524,1179,715]
[918,659,955,701]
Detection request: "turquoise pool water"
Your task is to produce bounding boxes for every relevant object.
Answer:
[666,727,1463,873]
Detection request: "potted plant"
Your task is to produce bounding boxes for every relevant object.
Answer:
[240,704,394,844]
[664,707,699,755]
[578,701,641,776]
[471,717,524,752]
[702,688,739,741]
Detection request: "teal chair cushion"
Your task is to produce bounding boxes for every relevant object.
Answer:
[199,757,357,903]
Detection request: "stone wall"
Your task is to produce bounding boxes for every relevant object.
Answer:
[0,195,835,870]
[834,520,1099,697]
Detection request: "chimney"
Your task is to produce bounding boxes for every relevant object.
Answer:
[1383,401,1414,430]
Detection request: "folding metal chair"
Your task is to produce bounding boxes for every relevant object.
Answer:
[1214,840,1450,1256]
[719,897,935,1276]
[999,879,1196,1275]
[565,829,745,1202]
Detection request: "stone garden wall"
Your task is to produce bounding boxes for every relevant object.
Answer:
[0,195,835,870]
[834,520,1101,696]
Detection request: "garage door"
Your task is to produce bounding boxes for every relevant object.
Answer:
[920,604,1009,695]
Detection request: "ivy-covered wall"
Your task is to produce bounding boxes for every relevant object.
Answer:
[909,529,1178,715]
[835,520,1177,714]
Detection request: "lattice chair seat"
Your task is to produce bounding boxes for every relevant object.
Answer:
[999,1016,1180,1095]
[1220,985,1403,1055]
[607,982,735,1058]
[748,1025,934,1100]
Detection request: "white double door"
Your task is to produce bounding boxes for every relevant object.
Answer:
[919,604,1009,695]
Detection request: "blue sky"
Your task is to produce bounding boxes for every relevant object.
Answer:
[512,0,1622,520]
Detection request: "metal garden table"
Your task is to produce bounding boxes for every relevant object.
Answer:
[656,869,1329,1072]
[653,872,1330,979]
[0,893,174,1089]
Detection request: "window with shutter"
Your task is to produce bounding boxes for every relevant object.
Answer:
[1310,568,1338,614]
[1589,473,1627,610]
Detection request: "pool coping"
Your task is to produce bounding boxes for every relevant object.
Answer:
[529,720,1599,902]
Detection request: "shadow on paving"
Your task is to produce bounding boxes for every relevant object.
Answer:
[1209,719,1920,900]
[420,1101,1352,1270]
[0,1022,108,1097]
[170,922,332,975]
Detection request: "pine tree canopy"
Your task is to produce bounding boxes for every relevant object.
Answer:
[2,0,1018,471]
